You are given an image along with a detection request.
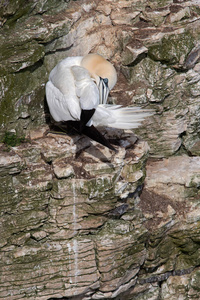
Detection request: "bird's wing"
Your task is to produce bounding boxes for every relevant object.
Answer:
[71,66,100,110]
[92,104,153,129]
[49,57,82,96]
[46,57,84,122]
[45,81,81,122]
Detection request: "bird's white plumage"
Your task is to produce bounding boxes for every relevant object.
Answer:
[71,66,99,110]
[92,105,152,129]
[46,54,152,130]
[46,56,82,122]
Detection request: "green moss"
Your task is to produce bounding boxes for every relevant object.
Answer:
[0,40,45,75]
[0,73,31,125]
[0,0,32,21]
[0,63,47,136]
[191,5,200,16]
[158,237,182,263]
[80,177,115,200]
[0,1,73,137]
[2,131,26,147]
[0,176,17,206]
[176,251,200,270]
[190,270,200,291]
[148,0,173,9]
[148,31,195,65]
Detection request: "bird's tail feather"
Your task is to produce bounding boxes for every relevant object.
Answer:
[94,105,153,129]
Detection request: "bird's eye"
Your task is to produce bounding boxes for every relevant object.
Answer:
[103,78,108,85]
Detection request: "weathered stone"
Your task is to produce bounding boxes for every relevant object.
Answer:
[121,43,148,66]
[148,31,195,66]
[53,158,75,179]
[0,149,24,175]
[161,269,200,300]
[145,156,200,199]
[27,126,48,140]
[184,46,200,70]
[141,7,170,26]
[1,0,200,299]
[0,126,150,299]
[168,6,191,23]
[0,0,199,160]
[110,10,140,26]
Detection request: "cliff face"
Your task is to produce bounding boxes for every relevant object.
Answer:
[0,0,200,299]
[1,129,150,299]
[1,129,200,299]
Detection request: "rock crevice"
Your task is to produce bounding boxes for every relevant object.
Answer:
[1,0,200,299]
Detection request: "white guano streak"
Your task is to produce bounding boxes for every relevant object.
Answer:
[68,181,79,285]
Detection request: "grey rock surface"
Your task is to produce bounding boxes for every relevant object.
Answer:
[0,0,200,299]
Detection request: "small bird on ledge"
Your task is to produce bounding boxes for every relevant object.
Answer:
[46,53,152,151]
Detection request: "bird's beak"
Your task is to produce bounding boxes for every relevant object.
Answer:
[79,109,95,133]
[99,77,110,104]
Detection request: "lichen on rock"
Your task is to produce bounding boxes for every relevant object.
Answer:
[1,0,200,299]
[0,126,150,299]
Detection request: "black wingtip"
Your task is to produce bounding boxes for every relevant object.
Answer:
[67,121,117,152]
[80,109,95,133]
[82,125,117,152]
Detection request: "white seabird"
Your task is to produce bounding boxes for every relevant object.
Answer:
[46,53,152,150]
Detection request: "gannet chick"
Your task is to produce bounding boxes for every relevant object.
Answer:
[45,53,152,151]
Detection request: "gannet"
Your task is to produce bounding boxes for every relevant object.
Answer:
[46,53,152,150]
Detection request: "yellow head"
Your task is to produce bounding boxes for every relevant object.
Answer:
[81,53,117,94]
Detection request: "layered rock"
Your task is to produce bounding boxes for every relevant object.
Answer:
[0,127,150,299]
[0,0,200,299]
[1,129,200,299]
[134,155,200,300]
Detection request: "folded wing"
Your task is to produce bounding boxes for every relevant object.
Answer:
[45,80,81,122]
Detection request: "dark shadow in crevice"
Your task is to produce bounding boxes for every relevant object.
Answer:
[126,52,148,68]
[13,58,44,75]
